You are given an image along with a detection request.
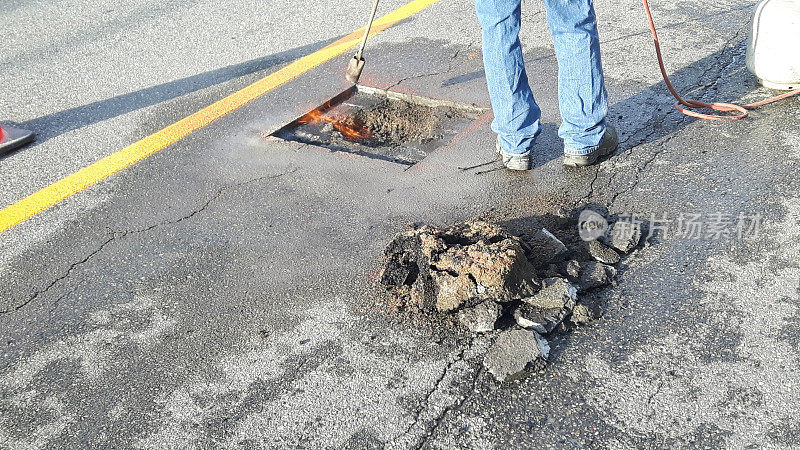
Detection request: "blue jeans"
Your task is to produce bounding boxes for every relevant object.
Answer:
[475,0,608,155]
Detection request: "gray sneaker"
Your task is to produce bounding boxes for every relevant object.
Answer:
[563,125,618,168]
[496,139,532,171]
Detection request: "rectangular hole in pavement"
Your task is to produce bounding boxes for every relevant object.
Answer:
[271,85,488,167]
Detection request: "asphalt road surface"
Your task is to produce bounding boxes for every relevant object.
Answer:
[2,0,799,448]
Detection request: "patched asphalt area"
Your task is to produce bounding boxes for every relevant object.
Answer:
[2,0,800,448]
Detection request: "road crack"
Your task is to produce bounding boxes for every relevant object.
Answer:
[391,337,487,449]
[417,362,483,448]
[0,168,298,315]
[583,31,747,209]
[386,37,478,90]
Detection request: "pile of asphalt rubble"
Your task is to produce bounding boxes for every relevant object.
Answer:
[379,206,642,382]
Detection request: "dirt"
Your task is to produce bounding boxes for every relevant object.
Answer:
[351,99,452,145]
[483,328,548,382]
[277,97,472,166]
[379,221,540,313]
[319,99,464,148]
[377,205,644,380]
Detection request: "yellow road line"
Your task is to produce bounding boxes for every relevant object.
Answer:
[0,0,441,233]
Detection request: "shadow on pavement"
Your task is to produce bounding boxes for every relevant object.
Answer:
[11,37,339,148]
[447,41,757,161]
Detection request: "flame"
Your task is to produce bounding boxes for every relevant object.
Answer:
[297,108,372,141]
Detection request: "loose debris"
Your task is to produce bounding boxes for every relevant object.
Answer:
[570,304,595,325]
[601,219,642,253]
[380,221,539,313]
[379,206,641,381]
[514,277,577,334]
[483,329,547,382]
[588,240,620,264]
[353,99,447,144]
[457,301,502,334]
[576,261,616,293]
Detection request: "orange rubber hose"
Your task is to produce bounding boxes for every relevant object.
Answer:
[641,0,800,121]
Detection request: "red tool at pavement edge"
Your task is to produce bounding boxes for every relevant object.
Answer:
[0,124,36,154]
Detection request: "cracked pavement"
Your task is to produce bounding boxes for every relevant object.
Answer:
[2,0,800,448]
[0,168,298,315]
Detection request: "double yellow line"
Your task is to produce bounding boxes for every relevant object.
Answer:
[0,0,441,233]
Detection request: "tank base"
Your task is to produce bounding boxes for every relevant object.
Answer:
[757,77,800,91]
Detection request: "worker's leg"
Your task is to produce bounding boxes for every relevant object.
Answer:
[475,0,541,155]
[541,0,608,155]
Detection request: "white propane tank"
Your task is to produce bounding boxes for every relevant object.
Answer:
[746,0,800,90]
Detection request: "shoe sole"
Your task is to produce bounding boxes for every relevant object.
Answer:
[563,126,618,168]
[563,149,614,168]
[496,139,532,171]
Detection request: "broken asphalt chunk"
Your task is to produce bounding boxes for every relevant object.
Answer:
[577,261,616,292]
[483,328,548,382]
[565,259,582,280]
[526,228,569,268]
[601,220,642,253]
[514,303,571,335]
[380,221,540,312]
[457,301,501,334]
[522,277,577,309]
[569,304,595,325]
[588,240,621,264]
[515,277,576,334]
